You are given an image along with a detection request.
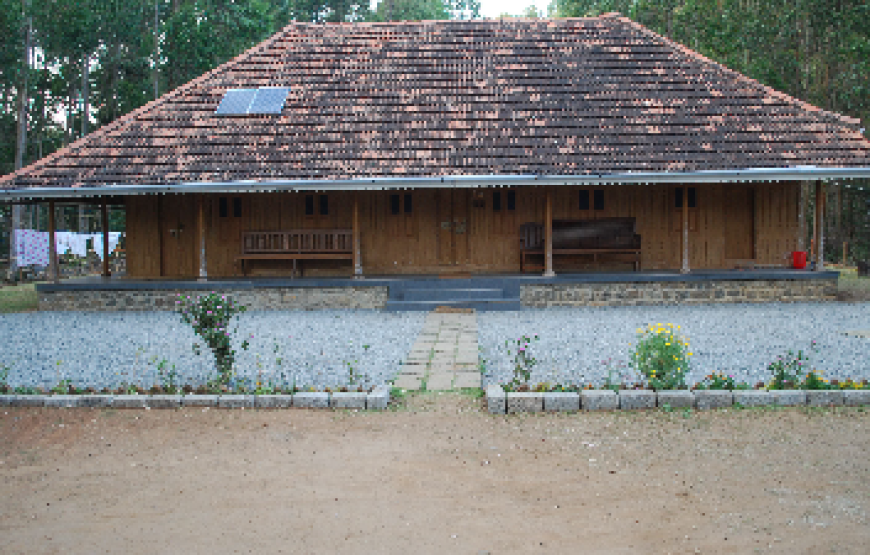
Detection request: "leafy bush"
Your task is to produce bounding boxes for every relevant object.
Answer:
[694,372,751,391]
[504,334,539,391]
[766,343,816,389]
[630,323,691,390]
[176,292,249,388]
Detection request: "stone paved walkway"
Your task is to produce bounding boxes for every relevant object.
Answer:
[392,311,480,390]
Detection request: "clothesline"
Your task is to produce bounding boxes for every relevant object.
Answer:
[13,230,124,267]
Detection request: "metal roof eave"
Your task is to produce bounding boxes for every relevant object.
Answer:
[2,166,870,201]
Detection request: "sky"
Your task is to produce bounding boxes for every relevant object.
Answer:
[478,0,556,18]
[369,0,557,20]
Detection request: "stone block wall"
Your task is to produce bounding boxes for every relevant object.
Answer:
[521,278,837,308]
[38,286,389,312]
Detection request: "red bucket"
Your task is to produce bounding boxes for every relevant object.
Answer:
[792,251,807,269]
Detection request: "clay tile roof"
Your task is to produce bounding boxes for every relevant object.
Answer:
[2,15,869,190]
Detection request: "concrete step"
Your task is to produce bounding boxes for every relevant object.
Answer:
[383,298,520,312]
[402,288,505,301]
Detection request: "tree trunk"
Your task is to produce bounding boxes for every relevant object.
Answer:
[82,53,89,137]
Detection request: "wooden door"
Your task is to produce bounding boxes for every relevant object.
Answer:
[161,195,197,277]
[437,189,469,267]
[724,185,755,260]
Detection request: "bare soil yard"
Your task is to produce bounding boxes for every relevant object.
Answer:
[1,393,868,554]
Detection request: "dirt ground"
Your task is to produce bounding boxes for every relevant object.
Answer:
[1,393,868,554]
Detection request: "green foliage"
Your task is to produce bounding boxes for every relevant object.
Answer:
[694,372,751,391]
[151,357,179,393]
[629,323,690,391]
[766,343,815,389]
[504,334,539,390]
[801,369,833,390]
[176,292,249,388]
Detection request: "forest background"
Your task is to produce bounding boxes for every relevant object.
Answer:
[0,0,868,268]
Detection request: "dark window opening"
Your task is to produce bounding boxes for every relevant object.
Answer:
[579,190,590,210]
[675,187,697,209]
[233,197,242,218]
[507,190,516,211]
[493,191,502,211]
[404,193,412,214]
[305,195,314,216]
[219,197,228,218]
[390,194,400,215]
[319,195,328,216]
[593,189,604,211]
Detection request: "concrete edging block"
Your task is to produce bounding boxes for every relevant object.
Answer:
[581,390,618,411]
[543,392,580,412]
[331,392,367,409]
[366,386,391,410]
[148,395,183,409]
[843,390,870,407]
[43,395,81,408]
[254,395,294,409]
[770,390,807,406]
[218,395,255,409]
[618,390,656,410]
[486,384,506,414]
[694,390,734,410]
[806,390,844,407]
[293,392,330,409]
[733,390,773,407]
[657,390,694,408]
[79,395,114,408]
[111,395,148,408]
[507,392,543,413]
[182,395,219,407]
[0,395,15,406]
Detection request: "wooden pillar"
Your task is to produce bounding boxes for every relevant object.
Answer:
[680,184,690,274]
[101,199,111,277]
[544,187,555,277]
[48,200,58,284]
[196,194,207,281]
[352,192,362,278]
[814,180,825,271]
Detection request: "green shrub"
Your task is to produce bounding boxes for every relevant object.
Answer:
[630,323,691,391]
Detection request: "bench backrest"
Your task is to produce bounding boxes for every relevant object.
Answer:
[242,230,353,253]
[521,218,640,250]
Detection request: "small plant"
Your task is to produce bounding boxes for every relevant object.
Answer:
[767,342,817,389]
[505,334,539,391]
[630,323,691,391]
[801,369,833,390]
[152,357,179,393]
[601,358,630,392]
[694,372,752,391]
[0,363,9,393]
[177,292,249,388]
[51,378,73,395]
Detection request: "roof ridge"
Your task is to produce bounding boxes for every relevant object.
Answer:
[0,19,295,188]
[612,14,863,131]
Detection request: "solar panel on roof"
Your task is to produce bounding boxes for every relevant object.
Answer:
[216,87,289,115]
[248,87,290,114]
[216,89,257,115]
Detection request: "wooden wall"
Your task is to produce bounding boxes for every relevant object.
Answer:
[123,182,802,278]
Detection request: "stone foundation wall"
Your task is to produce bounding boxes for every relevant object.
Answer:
[38,286,389,312]
[521,279,837,307]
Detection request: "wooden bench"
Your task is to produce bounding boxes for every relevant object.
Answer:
[236,230,353,277]
[520,218,641,273]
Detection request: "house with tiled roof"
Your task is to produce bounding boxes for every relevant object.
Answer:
[2,15,870,308]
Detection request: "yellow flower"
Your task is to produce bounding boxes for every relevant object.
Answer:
[665,342,670,346]
[688,352,693,356]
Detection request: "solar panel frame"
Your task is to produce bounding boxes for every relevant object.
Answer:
[215,89,258,115]
[248,87,290,115]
